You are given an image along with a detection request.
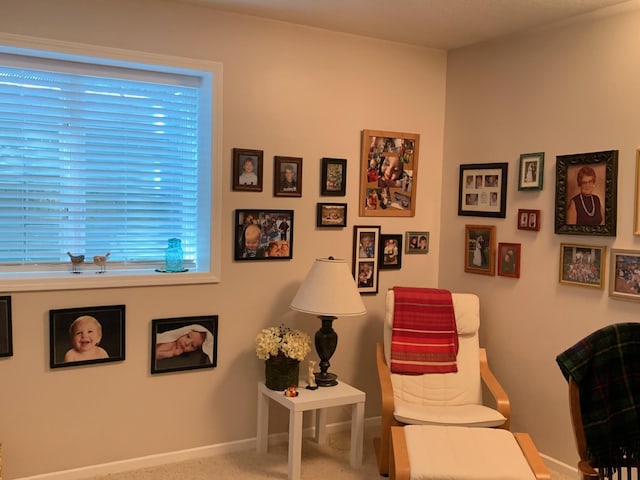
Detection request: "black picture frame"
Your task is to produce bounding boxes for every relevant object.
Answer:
[234,209,294,260]
[49,305,125,369]
[151,315,218,374]
[379,234,402,270]
[274,156,302,197]
[554,150,618,236]
[458,163,508,218]
[232,148,263,192]
[321,157,347,196]
[0,296,12,358]
[518,152,544,191]
[352,225,381,294]
[316,203,347,227]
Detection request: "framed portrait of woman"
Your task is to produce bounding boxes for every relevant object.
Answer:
[554,150,618,236]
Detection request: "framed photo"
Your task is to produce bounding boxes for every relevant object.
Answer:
[559,243,606,289]
[379,234,403,270]
[321,158,346,196]
[352,225,381,294]
[610,249,640,301]
[0,296,12,358]
[497,242,521,278]
[316,203,347,228]
[517,209,541,231]
[232,148,263,192]
[518,152,544,191]
[274,156,302,197]
[634,149,640,235]
[234,209,293,260]
[405,231,429,254]
[458,163,508,218]
[359,129,420,217]
[151,315,218,374]
[464,225,496,275]
[49,304,125,369]
[554,150,618,236]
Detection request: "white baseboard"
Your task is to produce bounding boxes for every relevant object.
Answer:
[540,453,578,479]
[14,417,380,480]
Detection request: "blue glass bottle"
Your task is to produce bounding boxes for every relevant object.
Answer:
[165,238,184,272]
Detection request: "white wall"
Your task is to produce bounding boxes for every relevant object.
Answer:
[0,0,446,477]
[441,4,640,468]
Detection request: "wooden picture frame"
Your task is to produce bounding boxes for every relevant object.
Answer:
[234,209,293,260]
[559,243,606,289]
[316,203,347,228]
[634,149,640,235]
[497,242,521,278]
[0,296,12,358]
[352,225,381,294]
[464,225,496,275]
[274,156,302,197]
[359,129,420,217]
[554,150,618,236]
[517,209,541,231]
[458,163,508,218]
[321,157,346,196]
[49,304,125,368]
[405,231,429,254]
[379,234,402,270]
[609,249,640,302]
[232,148,263,192]
[518,152,544,191]
[151,315,218,374]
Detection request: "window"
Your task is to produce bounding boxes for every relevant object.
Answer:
[0,36,221,291]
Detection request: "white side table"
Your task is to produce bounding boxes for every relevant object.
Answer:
[256,380,366,480]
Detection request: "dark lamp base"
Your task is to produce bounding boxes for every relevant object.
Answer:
[315,371,338,387]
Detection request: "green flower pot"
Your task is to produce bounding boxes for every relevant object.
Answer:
[265,355,299,391]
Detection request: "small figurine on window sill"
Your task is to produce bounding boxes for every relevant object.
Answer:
[306,360,318,390]
[284,385,299,397]
[93,252,110,274]
[66,251,85,274]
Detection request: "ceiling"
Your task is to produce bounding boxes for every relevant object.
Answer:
[175,0,634,50]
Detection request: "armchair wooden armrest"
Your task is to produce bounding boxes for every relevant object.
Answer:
[479,347,511,429]
[375,342,398,475]
[514,433,551,480]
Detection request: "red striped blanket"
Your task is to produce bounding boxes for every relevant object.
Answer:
[390,287,458,374]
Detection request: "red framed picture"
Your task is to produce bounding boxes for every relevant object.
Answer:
[497,243,521,278]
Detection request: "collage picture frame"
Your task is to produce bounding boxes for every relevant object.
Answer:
[458,163,508,218]
[352,225,380,294]
[234,209,293,260]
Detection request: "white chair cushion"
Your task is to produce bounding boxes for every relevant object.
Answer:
[394,402,506,427]
[404,425,536,480]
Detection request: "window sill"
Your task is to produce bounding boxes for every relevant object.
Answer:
[0,269,220,292]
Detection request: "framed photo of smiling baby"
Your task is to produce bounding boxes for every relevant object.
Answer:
[359,129,420,218]
[49,305,126,369]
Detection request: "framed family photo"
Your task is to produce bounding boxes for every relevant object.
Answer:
[464,225,496,275]
[274,156,302,197]
[518,152,544,191]
[517,209,541,231]
[359,129,420,217]
[232,148,263,192]
[321,157,346,196]
[405,231,429,254]
[497,242,521,278]
[0,296,12,358]
[458,163,508,218]
[559,243,606,289]
[352,225,380,294]
[635,149,640,235]
[49,304,125,369]
[609,249,640,302]
[151,315,218,374]
[554,150,618,236]
[234,209,293,260]
[379,234,402,270]
[316,203,347,228]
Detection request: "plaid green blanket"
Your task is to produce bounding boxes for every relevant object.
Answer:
[556,323,640,466]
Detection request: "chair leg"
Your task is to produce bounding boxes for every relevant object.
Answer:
[375,415,397,475]
[390,426,410,480]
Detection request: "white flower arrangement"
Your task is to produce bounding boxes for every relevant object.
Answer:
[255,325,311,362]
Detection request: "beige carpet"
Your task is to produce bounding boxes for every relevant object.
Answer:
[84,424,572,480]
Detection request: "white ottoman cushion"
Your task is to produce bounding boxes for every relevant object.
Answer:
[404,425,536,480]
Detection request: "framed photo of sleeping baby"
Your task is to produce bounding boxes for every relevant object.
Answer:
[151,315,218,374]
[49,305,126,369]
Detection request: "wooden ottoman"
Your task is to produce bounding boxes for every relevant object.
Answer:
[390,425,550,480]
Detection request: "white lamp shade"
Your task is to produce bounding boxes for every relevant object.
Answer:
[290,258,366,316]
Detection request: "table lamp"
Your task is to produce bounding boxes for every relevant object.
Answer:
[290,257,366,386]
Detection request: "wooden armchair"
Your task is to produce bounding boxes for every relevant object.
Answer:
[375,290,511,476]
